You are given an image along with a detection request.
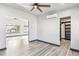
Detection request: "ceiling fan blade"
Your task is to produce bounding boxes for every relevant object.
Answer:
[38,5,50,7]
[30,7,35,11]
[37,6,42,12]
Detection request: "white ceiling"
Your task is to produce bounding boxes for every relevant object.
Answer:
[4,3,79,15]
[18,3,79,15]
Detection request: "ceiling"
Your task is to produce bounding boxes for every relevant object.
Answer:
[4,3,79,15]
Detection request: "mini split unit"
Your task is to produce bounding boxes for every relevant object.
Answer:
[47,14,58,19]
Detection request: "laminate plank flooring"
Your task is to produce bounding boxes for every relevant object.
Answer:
[0,36,79,56]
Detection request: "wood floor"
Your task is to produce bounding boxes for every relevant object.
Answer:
[28,40,79,56]
[0,36,79,56]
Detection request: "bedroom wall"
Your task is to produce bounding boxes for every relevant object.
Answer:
[0,4,37,49]
[38,6,79,50]
[57,6,79,50]
[37,14,60,45]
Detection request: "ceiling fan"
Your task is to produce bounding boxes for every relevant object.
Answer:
[30,3,50,12]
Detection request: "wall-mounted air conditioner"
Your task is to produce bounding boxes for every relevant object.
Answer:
[47,14,58,19]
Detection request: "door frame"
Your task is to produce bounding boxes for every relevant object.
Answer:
[60,16,71,41]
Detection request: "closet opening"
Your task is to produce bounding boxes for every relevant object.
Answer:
[60,16,71,46]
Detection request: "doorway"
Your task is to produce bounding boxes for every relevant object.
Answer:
[6,19,29,52]
[60,16,71,45]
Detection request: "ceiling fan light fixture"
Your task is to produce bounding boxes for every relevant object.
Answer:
[30,3,50,12]
[34,5,37,8]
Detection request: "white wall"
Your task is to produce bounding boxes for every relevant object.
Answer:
[0,4,37,49]
[40,6,79,50]
[0,17,6,49]
[38,6,79,50]
[37,15,60,45]
[56,7,79,50]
